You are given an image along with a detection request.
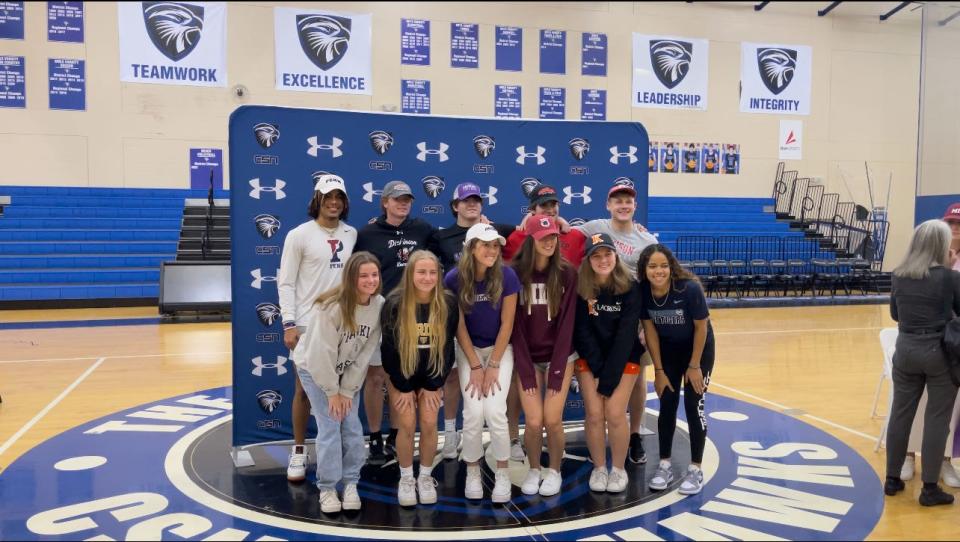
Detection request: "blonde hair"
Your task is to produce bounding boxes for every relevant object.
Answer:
[315,252,381,334]
[457,238,504,314]
[577,249,633,300]
[894,219,952,279]
[390,250,449,379]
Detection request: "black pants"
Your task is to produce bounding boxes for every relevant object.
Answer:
[657,340,715,464]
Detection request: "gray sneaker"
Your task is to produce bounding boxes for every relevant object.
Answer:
[649,464,674,491]
[678,467,703,495]
[510,438,526,462]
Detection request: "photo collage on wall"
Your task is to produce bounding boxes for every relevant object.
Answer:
[648,141,740,174]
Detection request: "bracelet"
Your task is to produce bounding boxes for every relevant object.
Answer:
[488,363,500,369]
[654,368,665,373]
[470,365,483,371]
[689,365,701,370]
[283,322,297,330]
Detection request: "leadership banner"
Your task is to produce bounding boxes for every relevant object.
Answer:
[275,7,371,95]
[740,42,812,115]
[119,1,226,87]
[632,33,708,110]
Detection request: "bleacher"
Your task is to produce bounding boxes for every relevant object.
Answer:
[0,178,887,306]
[0,186,228,305]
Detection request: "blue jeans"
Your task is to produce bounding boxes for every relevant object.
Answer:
[296,366,366,490]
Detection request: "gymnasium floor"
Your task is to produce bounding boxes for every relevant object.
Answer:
[0,303,954,540]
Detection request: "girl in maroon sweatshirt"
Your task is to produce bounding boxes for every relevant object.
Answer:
[510,215,578,497]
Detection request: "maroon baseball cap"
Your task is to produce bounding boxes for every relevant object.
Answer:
[944,203,960,223]
[526,214,560,240]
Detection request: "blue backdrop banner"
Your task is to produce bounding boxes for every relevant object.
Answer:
[229,106,648,448]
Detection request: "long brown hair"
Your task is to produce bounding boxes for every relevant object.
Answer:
[636,244,701,292]
[315,251,381,334]
[577,248,633,299]
[457,238,504,314]
[511,234,567,319]
[390,250,449,379]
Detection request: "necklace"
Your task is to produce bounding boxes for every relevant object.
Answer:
[651,284,671,308]
[317,222,338,238]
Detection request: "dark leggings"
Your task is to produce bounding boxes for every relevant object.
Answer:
[657,340,715,464]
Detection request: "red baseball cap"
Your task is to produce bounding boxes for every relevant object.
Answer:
[608,177,637,199]
[526,214,560,240]
[944,203,960,223]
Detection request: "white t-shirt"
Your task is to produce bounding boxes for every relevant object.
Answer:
[577,219,658,278]
[278,220,357,331]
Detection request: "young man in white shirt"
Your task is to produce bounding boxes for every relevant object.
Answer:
[278,174,357,482]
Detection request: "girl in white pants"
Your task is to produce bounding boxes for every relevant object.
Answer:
[443,224,520,503]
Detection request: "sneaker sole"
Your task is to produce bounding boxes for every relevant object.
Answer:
[287,474,306,482]
[342,502,361,511]
[521,486,540,495]
[399,498,417,507]
[589,484,607,492]
[649,481,670,491]
[465,489,483,500]
[539,488,560,497]
[606,484,627,493]
[678,486,702,495]
[320,505,342,514]
[419,495,438,505]
[492,492,511,504]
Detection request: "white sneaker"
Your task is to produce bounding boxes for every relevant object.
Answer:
[319,489,341,514]
[589,467,609,492]
[342,484,361,511]
[539,468,562,497]
[442,431,461,460]
[510,439,526,462]
[465,467,483,500]
[287,447,307,482]
[521,469,541,495]
[649,463,674,491]
[942,460,960,488]
[492,470,512,503]
[606,467,628,493]
[901,455,915,481]
[398,476,418,507]
[678,467,704,495]
[418,475,438,505]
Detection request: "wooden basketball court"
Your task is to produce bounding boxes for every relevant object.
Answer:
[1,303,957,539]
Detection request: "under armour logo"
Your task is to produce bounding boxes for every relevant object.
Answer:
[250,268,279,289]
[362,182,383,203]
[481,186,498,206]
[251,355,288,377]
[563,186,592,204]
[249,178,286,200]
[416,142,449,162]
[609,146,639,164]
[307,136,344,158]
[516,145,546,165]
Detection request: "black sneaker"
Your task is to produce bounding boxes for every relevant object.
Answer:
[629,433,647,464]
[919,485,954,506]
[884,477,905,496]
[368,434,387,466]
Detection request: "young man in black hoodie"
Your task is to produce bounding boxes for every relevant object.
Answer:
[355,180,436,464]
[430,182,515,460]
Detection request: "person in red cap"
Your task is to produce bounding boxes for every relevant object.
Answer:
[503,184,586,268]
[510,214,578,497]
[945,203,960,271]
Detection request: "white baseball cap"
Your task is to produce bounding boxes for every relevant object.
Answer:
[314,174,347,195]
[465,223,506,246]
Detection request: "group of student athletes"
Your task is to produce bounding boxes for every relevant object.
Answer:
[276,173,716,513]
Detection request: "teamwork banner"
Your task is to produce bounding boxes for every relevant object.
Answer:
[539,86,564,119]
[274,7,371,95]
[400,18,429,65]
[495,25,521,71]
[401,79,430,114]
[0,55,25,108]
[48,58,84,110]
[48,1,83,42]
[582,32,607,76]
[190,147,223,190]
[632,33,709,110]
[581,89,606,121]
[450,22,477,68]
[118,1,226,87]
[228,106,649,447]
[539,29,565,74]
[0,1,23,39]
[740,42,812,115]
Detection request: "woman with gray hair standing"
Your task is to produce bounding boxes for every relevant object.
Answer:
[885,219,960,506]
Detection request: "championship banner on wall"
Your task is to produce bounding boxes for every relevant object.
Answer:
[632,33,709,110]
[740,42,812,115]
[228,106,649,447]
[118,1,227,87]
[274,7,372,95]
